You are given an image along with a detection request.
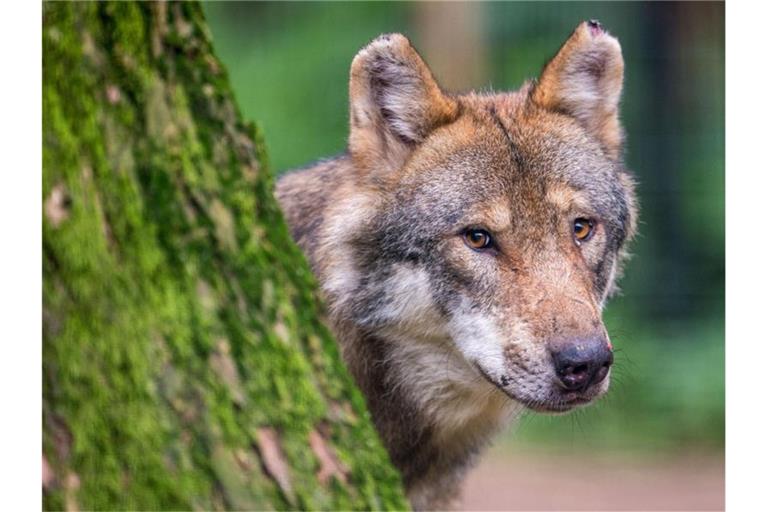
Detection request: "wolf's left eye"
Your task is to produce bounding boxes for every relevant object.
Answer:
[464,229,494,251]
[573,218,595,243]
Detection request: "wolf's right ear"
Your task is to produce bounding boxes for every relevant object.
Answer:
[348,34,459,173]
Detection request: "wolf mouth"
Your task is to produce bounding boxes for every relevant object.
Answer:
[473,363,592,413]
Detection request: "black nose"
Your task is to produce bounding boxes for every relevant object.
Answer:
[552,338,613,391]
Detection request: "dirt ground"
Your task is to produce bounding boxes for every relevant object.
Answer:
[461,450,724,511]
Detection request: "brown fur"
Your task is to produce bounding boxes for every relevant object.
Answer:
[276,22,637,510]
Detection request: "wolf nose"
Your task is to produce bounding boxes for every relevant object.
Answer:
[552,338,613,391]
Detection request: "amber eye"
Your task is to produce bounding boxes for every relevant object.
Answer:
[464,229,494,250]
[573,218,595,243]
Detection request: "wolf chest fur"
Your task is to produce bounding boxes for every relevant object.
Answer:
[276,21,637,510]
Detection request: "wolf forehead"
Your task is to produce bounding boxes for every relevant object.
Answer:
[346,25,635,233]
[372,97,634,244]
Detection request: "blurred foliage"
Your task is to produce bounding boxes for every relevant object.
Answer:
[203,1,724,452]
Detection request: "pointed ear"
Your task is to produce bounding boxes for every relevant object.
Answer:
[348,34,459,172]
[532,21,625,160]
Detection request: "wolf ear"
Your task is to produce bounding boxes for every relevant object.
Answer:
[348,34,459,172]
[532,21,625,160]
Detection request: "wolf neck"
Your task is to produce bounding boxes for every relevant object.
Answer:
[339,325,517,506]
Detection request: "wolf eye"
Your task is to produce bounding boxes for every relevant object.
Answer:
[573,218,595,243]
[464,229,493,250]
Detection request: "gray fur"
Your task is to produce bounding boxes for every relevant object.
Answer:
[275,25,636,510]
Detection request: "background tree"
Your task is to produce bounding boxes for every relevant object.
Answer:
[42,2,408,510]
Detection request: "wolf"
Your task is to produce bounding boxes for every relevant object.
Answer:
[276,20,637,510]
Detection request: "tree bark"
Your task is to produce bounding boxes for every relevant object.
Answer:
[42,2,408,510]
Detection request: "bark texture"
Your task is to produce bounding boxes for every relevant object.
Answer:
[42,2,408,510]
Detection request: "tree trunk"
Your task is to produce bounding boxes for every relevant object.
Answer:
[42,2,408,510]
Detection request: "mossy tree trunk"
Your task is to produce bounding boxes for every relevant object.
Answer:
[42,2,408,510]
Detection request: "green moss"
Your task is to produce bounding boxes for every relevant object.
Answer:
[43,2,408,510]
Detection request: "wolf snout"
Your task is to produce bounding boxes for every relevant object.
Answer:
[551,337,613,391]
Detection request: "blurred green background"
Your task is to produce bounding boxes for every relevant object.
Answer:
[203,1,724,455]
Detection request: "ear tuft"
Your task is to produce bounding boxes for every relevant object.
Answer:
[349,34,458,171]
[532,21,625,159]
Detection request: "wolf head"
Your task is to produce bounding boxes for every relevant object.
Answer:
[320,22,637,415]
